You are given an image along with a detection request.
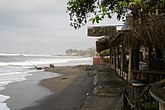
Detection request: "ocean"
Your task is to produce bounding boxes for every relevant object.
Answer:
[0,53,92,110]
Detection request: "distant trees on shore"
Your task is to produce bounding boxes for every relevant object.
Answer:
[65,47,95,57]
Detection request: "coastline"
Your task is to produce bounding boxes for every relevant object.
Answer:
[21,65,94,110]
[41,65,87,94]
[0,71,60,110]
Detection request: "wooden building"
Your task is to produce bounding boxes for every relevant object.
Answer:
[87,15,165,109]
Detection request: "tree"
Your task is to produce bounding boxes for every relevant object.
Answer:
[67,0,165,29]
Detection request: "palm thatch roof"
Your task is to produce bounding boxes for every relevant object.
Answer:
[96,36,110,53]
[96,33,124,52]
[109,33,124,47]
[127,14,165,49]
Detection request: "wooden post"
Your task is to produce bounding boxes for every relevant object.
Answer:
[110,48,112,65]
[121,44,124,78]
[132,47,140,70]
[128,41,140,83]
[114,47,116,70]
[117,46,120,70]
[116,46,119,74]
[112,47,114,65]
[128,47,133,82]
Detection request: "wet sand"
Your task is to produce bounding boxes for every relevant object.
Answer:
[1,71,61,110]
[20,65,94,110]
[22,66,93,110]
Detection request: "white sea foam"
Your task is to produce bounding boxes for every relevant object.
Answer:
[0,63,9,66]
[0,81,12,87]
[0,95,10,110]
[0,54,92,109]
[0,95,10,103]
[0,103,10,110]
[0,53,21,56]
[0,53,51,57]
[0,71,32,110]
[22,54,52,57]
[0,59,68,67]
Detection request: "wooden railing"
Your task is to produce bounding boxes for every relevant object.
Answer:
[108,65,128,81]
[131,70,165,84]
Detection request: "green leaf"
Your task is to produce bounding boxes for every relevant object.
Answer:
[95,15,101,23]
[89,18,95,24]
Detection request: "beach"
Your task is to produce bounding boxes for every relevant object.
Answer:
[1,65,94,110]
[0,55,128,110]
[22,65,94,110]
[0,54,93,110]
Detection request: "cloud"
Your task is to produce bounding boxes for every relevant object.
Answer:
[0,0,67,28]
[0,0,65,13]
[0,0,122,55]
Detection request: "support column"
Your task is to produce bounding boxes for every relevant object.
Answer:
[110,48,112,65]
[128,48,133,82]
[120,45,124,77]
[117,46,120,69]
[112,48,113,65]
[128,41,140,83]
[114,47,116,70]
[132,47,140,70]
[116,46,120,75]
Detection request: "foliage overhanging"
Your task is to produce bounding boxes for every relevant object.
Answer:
[67,0,165,29]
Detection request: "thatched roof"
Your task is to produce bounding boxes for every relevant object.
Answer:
[109,33,124,47]
[127,14,165,49]
[96,36,110,53]
[96,33,124,52]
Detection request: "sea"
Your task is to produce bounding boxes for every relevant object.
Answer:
[0,53,92,110]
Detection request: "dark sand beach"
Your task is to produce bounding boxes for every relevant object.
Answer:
[0,71,60,110]
[1,64,128,110]
[21,65,94,110]
[6,65,94,110]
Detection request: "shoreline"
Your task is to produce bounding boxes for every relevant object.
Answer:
[21,65,94,110]
[0,70,59,110]
[40,65,87,94]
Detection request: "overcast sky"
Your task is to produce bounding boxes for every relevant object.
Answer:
[0,0,123,55]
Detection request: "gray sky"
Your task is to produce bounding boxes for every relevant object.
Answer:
[0,0,123,55]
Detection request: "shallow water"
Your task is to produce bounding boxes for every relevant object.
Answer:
[0,53,92,110]
[1,71,61,110]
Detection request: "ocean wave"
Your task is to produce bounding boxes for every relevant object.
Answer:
[0,53,54,57]
[0,53,22,56]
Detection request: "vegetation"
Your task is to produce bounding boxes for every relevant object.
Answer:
[67,0,165,29]
[65,47,96,57]
[138,93,159,110]
[99,49,110,56]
